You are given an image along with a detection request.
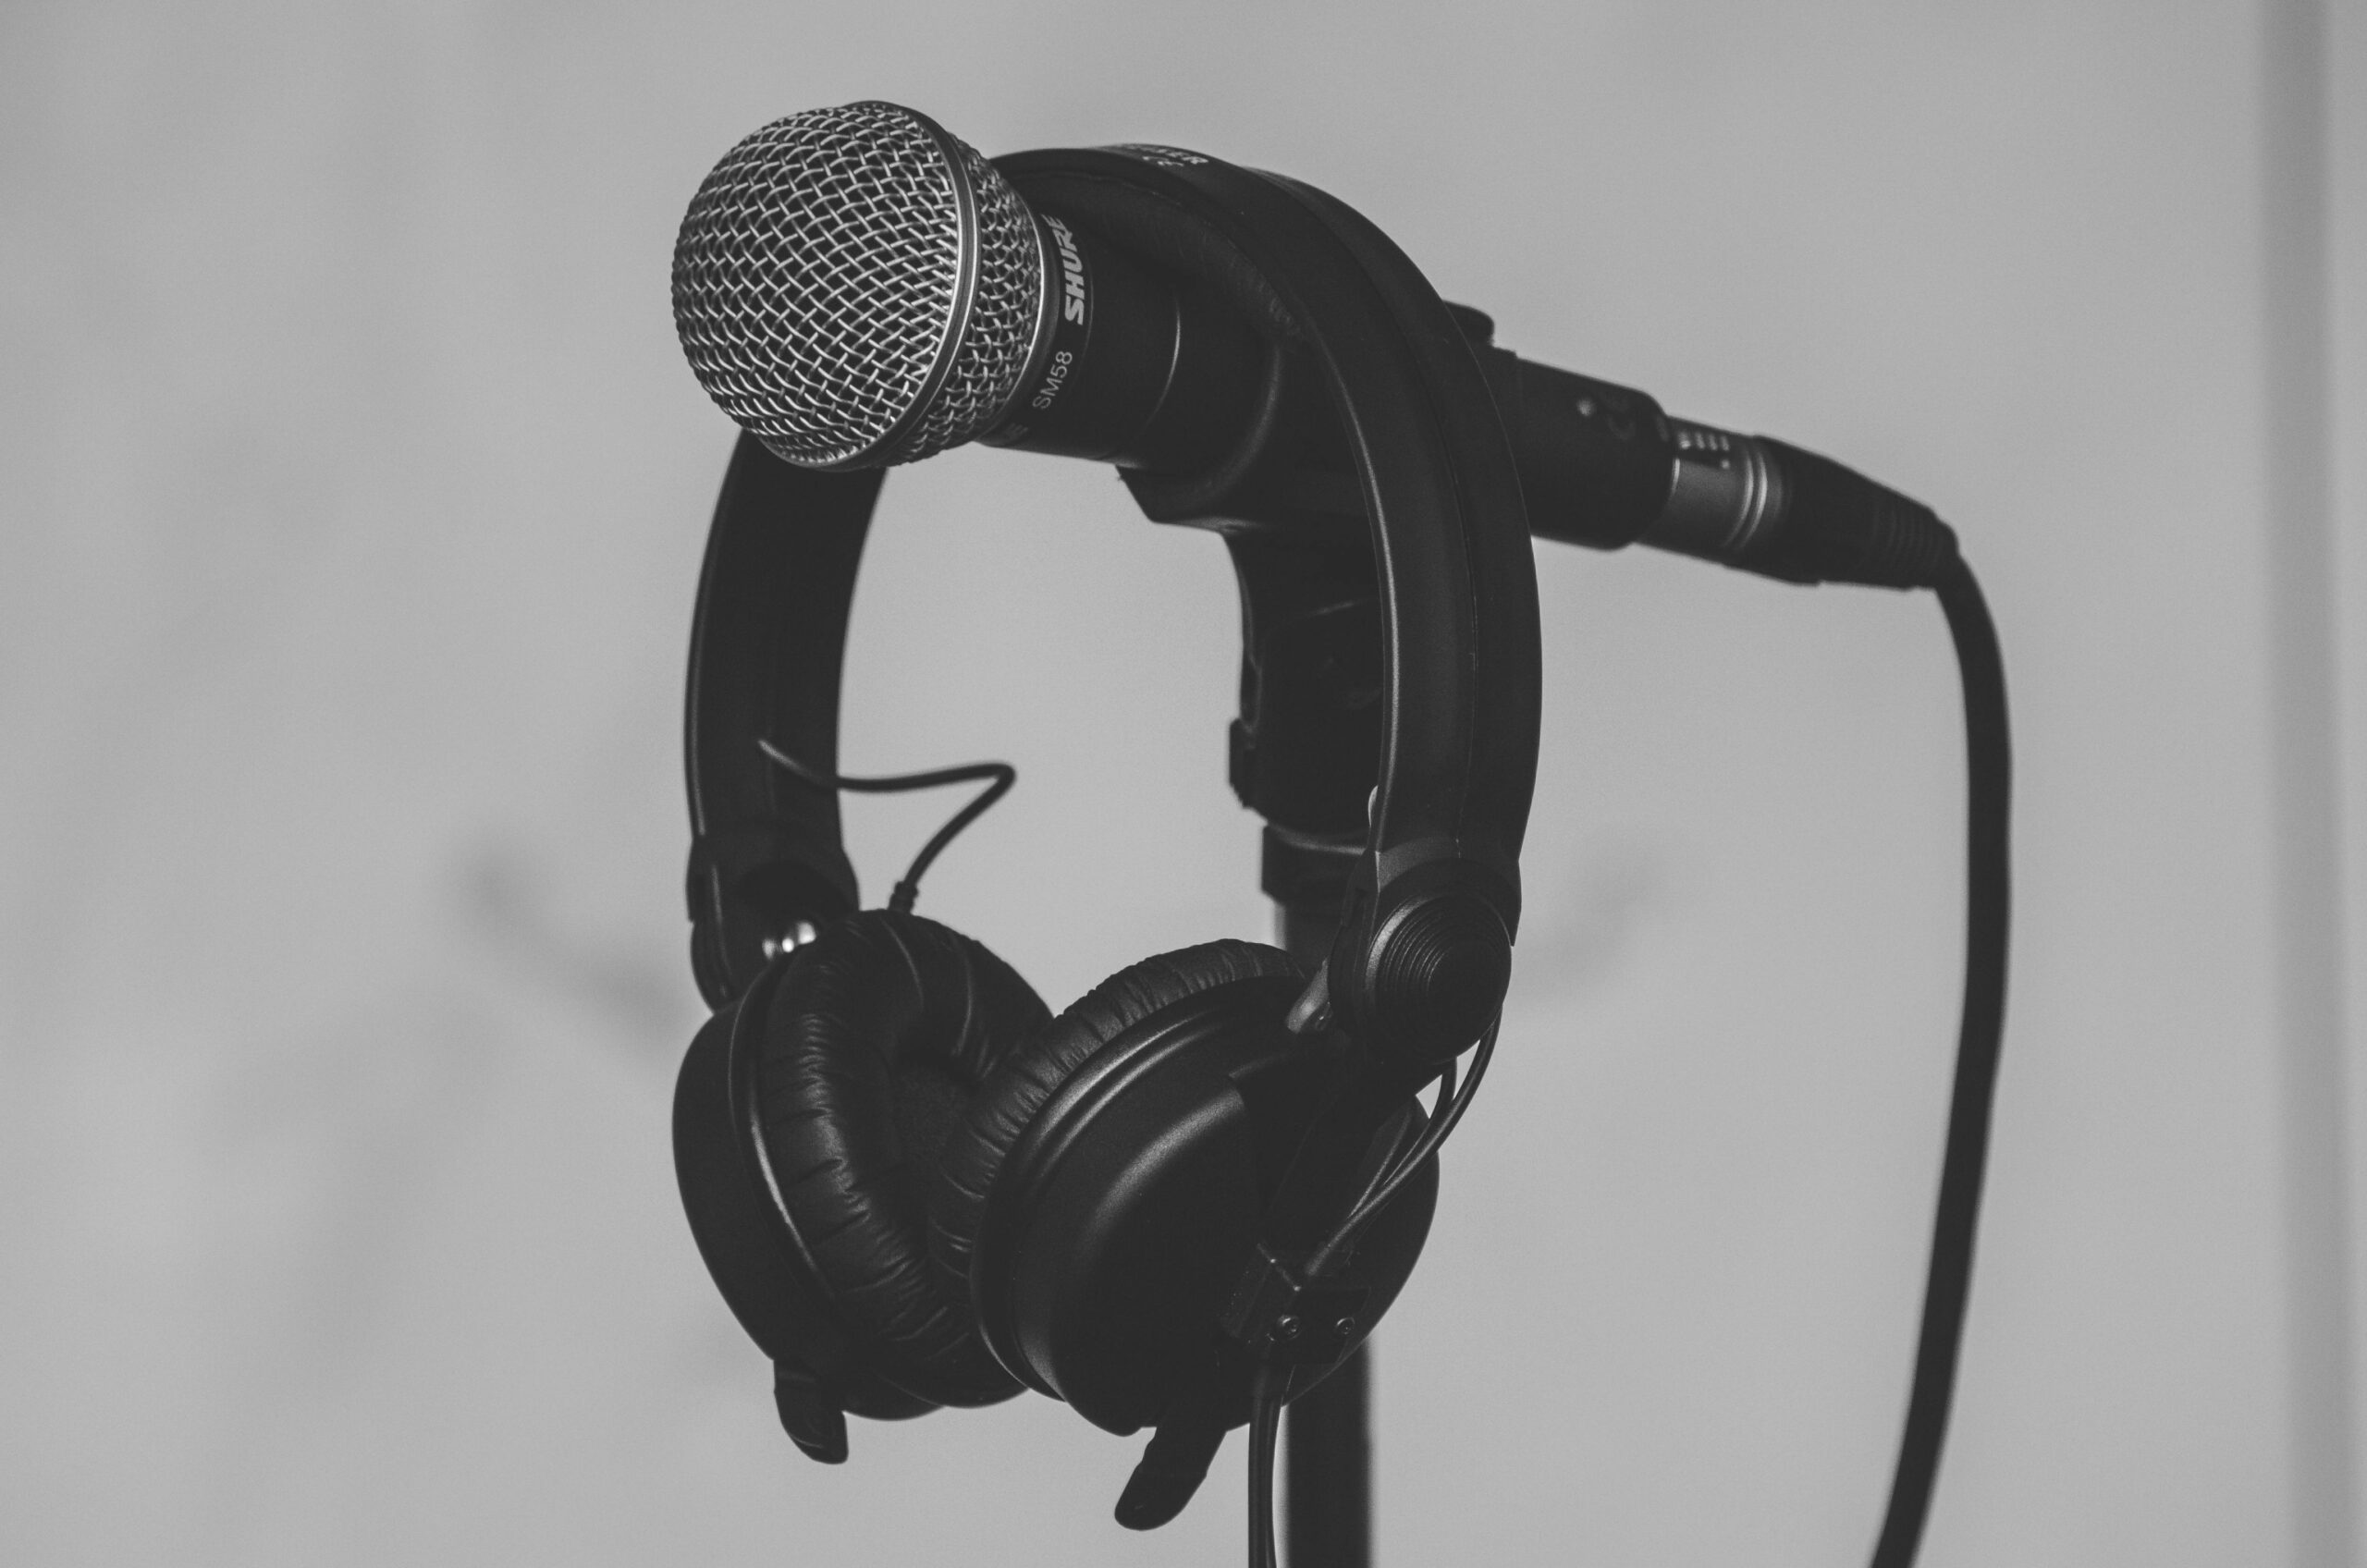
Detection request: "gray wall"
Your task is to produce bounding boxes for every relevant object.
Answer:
[4,1,2361,1563]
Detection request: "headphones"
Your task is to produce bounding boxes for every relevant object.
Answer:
[669,143,1541,1527]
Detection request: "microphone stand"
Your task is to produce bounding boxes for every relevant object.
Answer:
[1224,510,1394,1568]
[1272,839,1371,1568]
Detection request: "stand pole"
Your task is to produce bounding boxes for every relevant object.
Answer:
[1283,1343,1371,1568]
[1275,892,1371,1568]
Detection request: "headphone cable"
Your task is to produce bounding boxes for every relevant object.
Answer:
[1247,1032,1490,1568]
[758,739,1015,914]
[1306,1016,1500,1278]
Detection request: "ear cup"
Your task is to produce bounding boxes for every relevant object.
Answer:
[928,939,1303,1304]
[751,910,1050,1407]
[928,940,1442,1440]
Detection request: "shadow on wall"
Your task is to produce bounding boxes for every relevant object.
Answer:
[1513,843,1664,1001]
[456,834,691,1065]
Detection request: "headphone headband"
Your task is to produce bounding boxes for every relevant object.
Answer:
[1001,150,1538,1052]
[684,143,1539,1054]
[682,449,875,1007]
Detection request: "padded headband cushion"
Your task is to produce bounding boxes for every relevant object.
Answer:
[754,910,1049,1407]
[929,939,1302,1304]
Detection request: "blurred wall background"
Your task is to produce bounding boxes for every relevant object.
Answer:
[4,1,2362,1563]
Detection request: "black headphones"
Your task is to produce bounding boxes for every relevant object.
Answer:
[668,143,1540,1526]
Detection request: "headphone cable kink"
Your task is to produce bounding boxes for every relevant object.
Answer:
[1307,1017,1500,1278]
[757,739,1015,914]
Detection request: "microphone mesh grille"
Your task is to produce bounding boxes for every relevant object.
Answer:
[671,102,1044,469]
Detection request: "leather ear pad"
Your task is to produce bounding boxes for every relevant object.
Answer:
[929,939,1302,1305]
[753,911,1049,1408]
[674,993,934,1439]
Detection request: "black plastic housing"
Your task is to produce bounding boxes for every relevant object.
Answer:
[981,212,1267,474]
[970,974,1436,1436]
[1447,307,1677,549]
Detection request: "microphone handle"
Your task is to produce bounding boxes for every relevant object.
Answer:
[1484,338,1959,590]
[981,209,1956,591]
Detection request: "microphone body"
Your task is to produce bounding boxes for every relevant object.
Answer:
[975,208,1268,477]
[672,104,1956,590]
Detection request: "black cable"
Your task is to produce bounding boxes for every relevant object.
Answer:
[1247,1387,1283,1568]
[1306,1016,1500,1278]
[1865,556,2012,1567]
[757,739,1015,914]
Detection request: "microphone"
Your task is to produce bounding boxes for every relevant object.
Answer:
[672,102,1956,591]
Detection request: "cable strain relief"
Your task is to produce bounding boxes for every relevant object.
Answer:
[1755,436,1959,590]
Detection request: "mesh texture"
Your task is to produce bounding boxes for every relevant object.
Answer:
[671,102,1044,470]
